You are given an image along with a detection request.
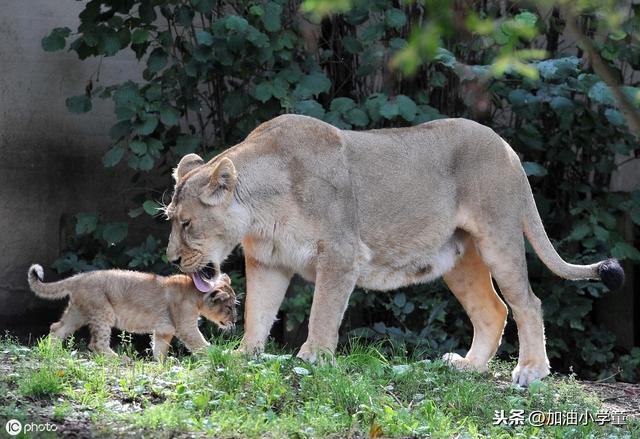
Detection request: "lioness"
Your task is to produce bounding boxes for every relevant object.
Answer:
[27,264,237,359]
[164,115,623,385]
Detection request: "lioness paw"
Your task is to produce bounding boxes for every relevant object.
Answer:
[442,352,488,373]
[297,343,334,365]
[512,363,550,386]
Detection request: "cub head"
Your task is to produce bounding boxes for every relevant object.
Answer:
[165,153,247,279]
[201,274,238,330]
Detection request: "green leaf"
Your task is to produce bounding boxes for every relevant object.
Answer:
[298,72,331,96]
[129,140,147,155]
[294,100,326,119]
[588,82,615,105]
[147,48,168,74]
[342,36,362,54]
[330,97,356,114]
[253,81,273,103]
[103,145,125,167]
[65,95,92,113]
[139,0,157,23]
[109,120,132,141]
[262,2,282,32]
[604,108,625,126]
[393,292,406,307]
[522,161,548,177]
[194,0,215,13]
[549,96,574,113]
[175,135,201,156]
[361,23,385,43]
[396,95,417,122]
[176,6,194,26]
[102,222,128,245]
[42,27,71,52]
[568,223,590,241]
[611,242,640,261]
[134,114,159,136]
[226,16,249,32]
[249,5,265,16]
[131,29,150,44]
[385,8,406,29]
[160,106,181,126]
[196,30,214,46]
[75,213,98,235]
[379,101,399,119]
[345,108,369,127]
[138,154,154,171]
[143,200,161,216]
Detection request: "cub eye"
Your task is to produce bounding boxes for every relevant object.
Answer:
[181,219,191,229]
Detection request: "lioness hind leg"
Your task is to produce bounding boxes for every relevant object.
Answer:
[442,238,507,373]
[476,235,550,386]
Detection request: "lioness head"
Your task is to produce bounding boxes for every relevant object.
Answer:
[165,153,247,279]
[201,273,237,330]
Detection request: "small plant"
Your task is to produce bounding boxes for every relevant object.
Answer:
[18,368,64,398]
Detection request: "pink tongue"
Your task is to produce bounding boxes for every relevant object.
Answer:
[191,272,215,293]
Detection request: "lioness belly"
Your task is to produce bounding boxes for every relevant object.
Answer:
[356,232,465,291]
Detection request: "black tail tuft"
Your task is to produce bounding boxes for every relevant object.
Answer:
[598,259,625,290]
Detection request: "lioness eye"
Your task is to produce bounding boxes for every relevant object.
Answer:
[181,219,191,229]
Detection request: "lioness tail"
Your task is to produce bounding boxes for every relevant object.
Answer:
[27,264,72,299]
[520,182,624,290]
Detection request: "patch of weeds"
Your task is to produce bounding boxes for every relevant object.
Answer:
[18,368,64,398]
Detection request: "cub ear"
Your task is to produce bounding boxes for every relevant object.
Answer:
[212,289,232,303]
[173,153,204,182]
[200,157,237,206]
[217,273,231,285]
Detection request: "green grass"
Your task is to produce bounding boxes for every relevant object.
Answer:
[0,336,637,438]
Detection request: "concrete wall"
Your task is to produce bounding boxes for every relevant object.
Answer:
[0,1,141,337]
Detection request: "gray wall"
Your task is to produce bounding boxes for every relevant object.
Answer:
[0,1,141,336]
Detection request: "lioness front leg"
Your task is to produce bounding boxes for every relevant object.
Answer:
[442,238,507,373]
[237,257,292,357]
[297,264,358,363]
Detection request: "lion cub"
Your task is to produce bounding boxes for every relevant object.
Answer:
[27,264,237,360]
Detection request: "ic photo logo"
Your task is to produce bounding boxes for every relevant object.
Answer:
[5,418,58,436]
[5,419,21,436]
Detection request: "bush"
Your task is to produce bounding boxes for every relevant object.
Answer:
[43,0,640,381]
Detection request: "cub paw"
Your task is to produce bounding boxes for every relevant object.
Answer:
[442,352,488,373]
[512,363,550,386]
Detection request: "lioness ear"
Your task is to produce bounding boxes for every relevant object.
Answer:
[173,153,204,182]
[200,157,237,206]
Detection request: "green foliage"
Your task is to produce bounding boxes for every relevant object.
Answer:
[3,337,637,438]
[48,0,640,382]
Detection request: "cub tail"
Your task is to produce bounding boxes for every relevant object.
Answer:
[27,264,72,299]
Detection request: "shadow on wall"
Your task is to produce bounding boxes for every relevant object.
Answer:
[0,1,142,339]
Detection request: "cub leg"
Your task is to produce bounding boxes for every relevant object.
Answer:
[176,322,210,354]
[476,235,550,386]
[88,309,117,357]
[297,253,358,363]
[152,332,174,360]
[50,302,86,340]
[237,256,292,356]
[442,238,508,373]
[89,320,118,356]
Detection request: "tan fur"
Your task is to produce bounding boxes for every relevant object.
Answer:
[27,265,236,360]
[165,115,618,385]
